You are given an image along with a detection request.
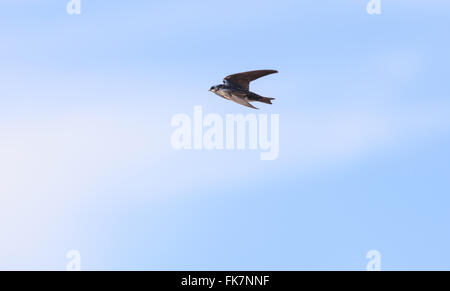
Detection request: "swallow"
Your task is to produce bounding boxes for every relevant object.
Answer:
[209,70,278,109]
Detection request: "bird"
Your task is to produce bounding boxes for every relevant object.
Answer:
[209,70,278,109]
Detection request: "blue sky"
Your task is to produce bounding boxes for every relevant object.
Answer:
[1,0,450,270]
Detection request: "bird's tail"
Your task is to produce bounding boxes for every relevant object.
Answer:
[257,96,275,104]
[247,92,275,104]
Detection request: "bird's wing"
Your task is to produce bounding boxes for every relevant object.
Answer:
[223,70,278,91]
[229,94,259,109]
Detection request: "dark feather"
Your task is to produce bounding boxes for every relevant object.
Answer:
[223,70,278,91]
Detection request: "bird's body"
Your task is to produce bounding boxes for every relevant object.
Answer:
[209,70,278,109]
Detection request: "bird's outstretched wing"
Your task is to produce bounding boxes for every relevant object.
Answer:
[223,70,278,91]
[229,94,259,109]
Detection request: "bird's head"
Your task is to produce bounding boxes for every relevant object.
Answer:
[209,85,221,92]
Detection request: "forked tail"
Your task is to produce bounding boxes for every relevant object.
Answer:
[257,96,275,104]
[248,92,275,104]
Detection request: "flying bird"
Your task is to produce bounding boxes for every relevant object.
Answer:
[209,70,278,109]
